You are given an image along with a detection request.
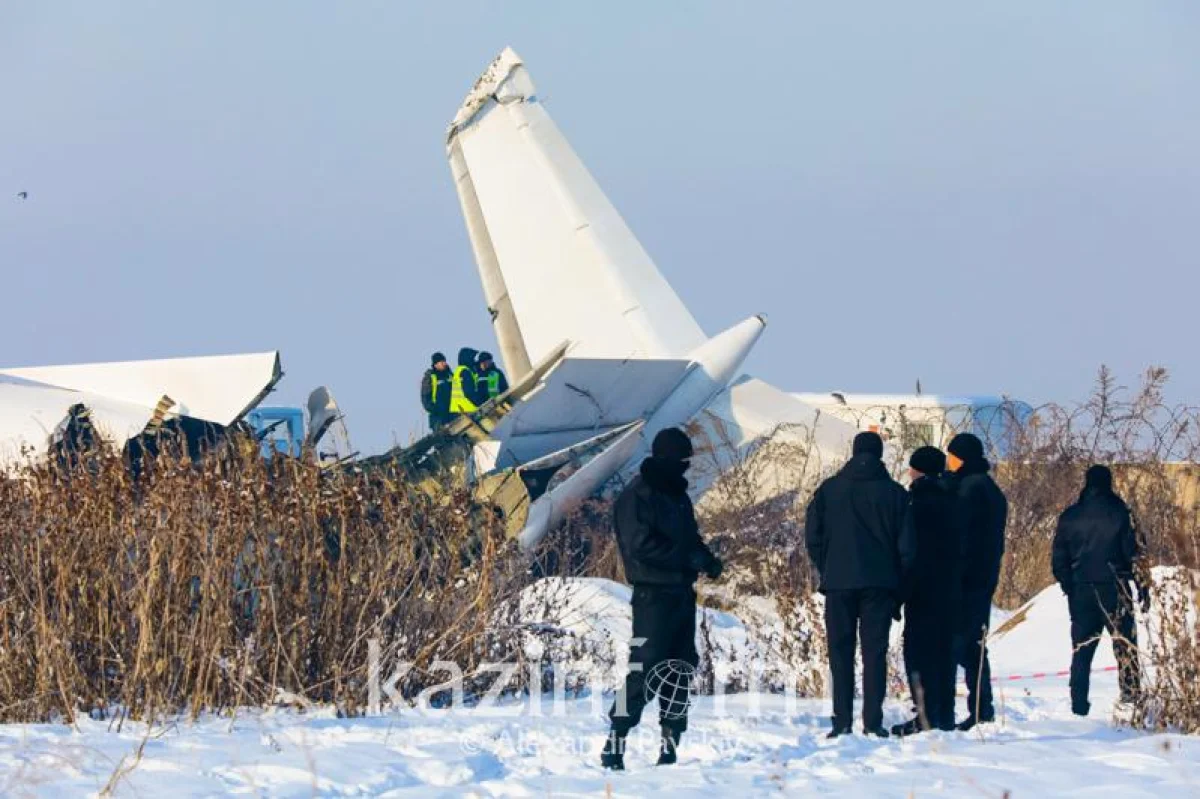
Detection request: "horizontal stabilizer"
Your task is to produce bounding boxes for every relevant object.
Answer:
[517,420,645,551]
[491,356,690,465]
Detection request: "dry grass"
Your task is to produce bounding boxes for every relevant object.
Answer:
[0,365,1197,732]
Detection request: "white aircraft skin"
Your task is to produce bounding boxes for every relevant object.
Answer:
[0,352,283,471]
[447,49,858,549]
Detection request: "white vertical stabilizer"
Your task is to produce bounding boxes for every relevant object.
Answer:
[447,48,707,367]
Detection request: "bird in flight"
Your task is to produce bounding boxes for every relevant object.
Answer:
[16,192,27,200]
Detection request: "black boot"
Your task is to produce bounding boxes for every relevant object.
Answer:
[890,716,923,738]
[656,728,681,766]
[955,710,995,732]
[1072,700,1090,717]
[826,717,852,739]
[601,730,626,771]
[863,726,890,739]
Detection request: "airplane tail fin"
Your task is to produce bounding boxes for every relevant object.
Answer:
[447,48,707,375]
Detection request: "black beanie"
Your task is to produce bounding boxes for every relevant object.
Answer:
[652,427,694,461]
[852,431,884,458]
[1085,464,1114,492]
[431,351,447,366]
[909,446,946,476]
[947,432,984,462]
[478,351,494,363]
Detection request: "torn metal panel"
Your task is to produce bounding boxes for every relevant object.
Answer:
[0,380,157,471]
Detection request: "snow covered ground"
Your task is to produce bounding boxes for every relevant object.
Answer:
[1,575,1196,797]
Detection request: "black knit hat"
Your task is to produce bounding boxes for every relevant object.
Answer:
[909,446,946,476]
[652,427,694,461]
[478,351,494,364]
[852,431,884,458]
[430,351,447,366]
[947,432,984,462]
[1085,464,1113,492]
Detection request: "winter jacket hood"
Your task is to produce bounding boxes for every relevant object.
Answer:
[457,348,479,369]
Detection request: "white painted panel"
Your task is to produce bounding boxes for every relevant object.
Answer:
[0,381,155,471]
[490,357,690,441]
[448,49,707,365]
[0,352,281,426]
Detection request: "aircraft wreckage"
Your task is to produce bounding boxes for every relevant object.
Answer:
[1,48,1026,551]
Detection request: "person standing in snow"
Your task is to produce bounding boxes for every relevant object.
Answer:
[601,427,724,771]
[805,431,915,739]
[944,432,1008,731]
[449,347,483,414]
[419,352,453,430]
[475,351,509,401]
[892,446,961,736]
[1052,465,1147,715]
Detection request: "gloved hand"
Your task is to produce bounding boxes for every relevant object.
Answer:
[892,600,902,622]
[1060,582,1073,598]
[687,549,723,580]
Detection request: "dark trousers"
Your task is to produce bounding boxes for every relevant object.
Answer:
[954,593,995,721]
[609,585,698,736]
[428,412,453,430]
[825,588,893,731]
[903,600,956,730]
[1069,581,1140,709]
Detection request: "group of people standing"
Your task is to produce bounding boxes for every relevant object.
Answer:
[419,347,509,430]
[806,430,1147,739]
[585,417,1149,768]
[805,431,1007,737]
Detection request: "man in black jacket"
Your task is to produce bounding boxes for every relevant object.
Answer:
[419,352,453,429]
[805,431,914,738]
[602,427,723,771]
[1052,465,1146,715]
[892,446,960,736]
[944,432,1008,730]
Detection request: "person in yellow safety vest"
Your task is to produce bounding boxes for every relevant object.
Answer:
[450,347,483,414]
[475,351,509,401]
[420,352,454,429]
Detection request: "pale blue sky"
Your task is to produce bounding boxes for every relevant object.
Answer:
[4,2,1198,453]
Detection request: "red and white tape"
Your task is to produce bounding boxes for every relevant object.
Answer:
[993,665,1118,683]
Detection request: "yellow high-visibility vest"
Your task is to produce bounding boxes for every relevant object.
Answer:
[450,365,478,413]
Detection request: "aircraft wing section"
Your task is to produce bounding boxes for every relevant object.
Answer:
[491,356,690,466]
[688,375,858,497]
[447,48,707,375]
[0,352,282,427]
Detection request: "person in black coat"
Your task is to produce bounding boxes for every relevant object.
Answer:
[805,431,915,738]
[892,446,961,736]
[1052,465,1147,714]
[419,352,453,429]
[944,432,1008,730]
[602,427,724,771]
